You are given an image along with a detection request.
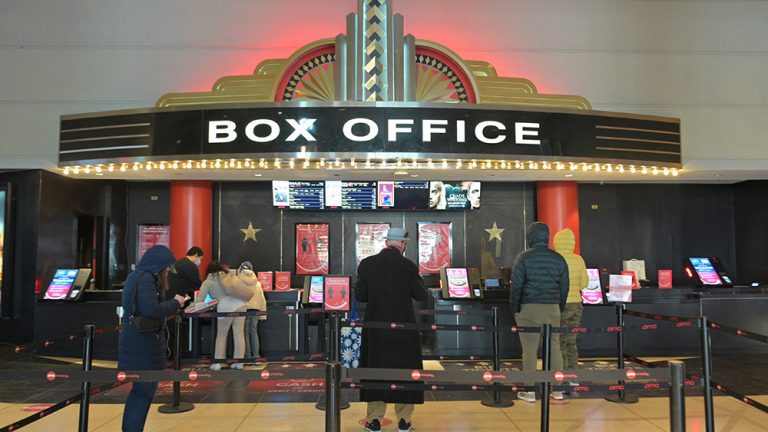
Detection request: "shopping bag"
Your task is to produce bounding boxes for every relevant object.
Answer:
[340,300,362,368]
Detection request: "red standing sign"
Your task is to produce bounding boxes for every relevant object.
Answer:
[323,276,350,311]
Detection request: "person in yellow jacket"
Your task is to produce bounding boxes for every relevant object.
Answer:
[553,228,589,377]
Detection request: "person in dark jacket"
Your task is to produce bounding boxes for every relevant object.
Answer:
[119,245,186,431]
[356,227,425,432]
[510,222,569,403]
[165,246,203,359]
[167,246,203,298]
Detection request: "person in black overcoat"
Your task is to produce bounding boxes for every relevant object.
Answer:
[355,227,426,432]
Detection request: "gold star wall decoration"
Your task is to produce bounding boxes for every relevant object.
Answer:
[484,222,504,242]
[240,222,261,243]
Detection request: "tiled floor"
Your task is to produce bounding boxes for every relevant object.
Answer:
[0,397,766,431]
[1,355,766,431]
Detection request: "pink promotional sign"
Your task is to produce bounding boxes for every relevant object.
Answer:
[581,268,604,304]
[445,268,470,298]
[323,277,350,311]
[274,271,291,291]
[137,225,169,261]
[418,222,452,274]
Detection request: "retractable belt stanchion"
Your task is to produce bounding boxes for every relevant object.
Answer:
[78,325,94,432]
[540,324,552,432]
[325,361,342,432]
[159,315,195,414]
[316,312,350,411]
[481,307,514,407]
[669,361,687,432]
[605,303,638,404]
[699,316,715,432]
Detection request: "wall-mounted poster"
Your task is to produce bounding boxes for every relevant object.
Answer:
[137,224,169,261]
[356,223,390,265]
[418,222,452,274]
[295,223,329,275]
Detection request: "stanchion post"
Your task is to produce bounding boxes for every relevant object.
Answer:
[540,323,551,432]
[700,316,714,432]
[78,325,94,432]
[669,361,687,432]
[605,303,638,404]
[482,307,514,407]
[159,316,194,414]
[325,361,342,432]
[316,312,349,411]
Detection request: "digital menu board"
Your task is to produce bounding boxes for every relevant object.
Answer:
[273,181,325,210]
[378,181,430,210]
[325,181,377,210]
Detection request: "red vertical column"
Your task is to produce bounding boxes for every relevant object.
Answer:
[169,181,212,279]
[536,181,580,253]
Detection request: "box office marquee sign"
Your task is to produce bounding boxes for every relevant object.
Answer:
[59,103,681,166]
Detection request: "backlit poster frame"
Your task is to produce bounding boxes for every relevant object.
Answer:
[355,223,390,266]
[295,223,329,275]
[0,186,9,315]
[418,222,452,274]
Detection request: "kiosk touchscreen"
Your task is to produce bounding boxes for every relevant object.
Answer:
[684,257,733,287]
[301,275,325,305]
[43,268,91,301]
[440,268,482,299]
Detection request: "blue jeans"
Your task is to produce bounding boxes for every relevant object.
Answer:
[122,381,158,431]
[244,316,260,358]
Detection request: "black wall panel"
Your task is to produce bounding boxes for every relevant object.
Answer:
[579,183,738,285]
[213,182,534,288]
[734,180,768,284]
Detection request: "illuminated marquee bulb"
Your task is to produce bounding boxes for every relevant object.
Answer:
[214,160,221,169]
[672,169,679,177]
[365,158,371,168]
[132,163,139,171]
[63,167,70,175]
[641,166,649,175]
[663,167,669,176]
[542,161,550,170]
[303,159,310,169]
[593,163,600,172]
[606,164,612,173]
[95,165,102,173]
[471,159,478,168]
[146,163,152,171]
[320,158,326,167]
[274,158,282,169]
[556,163,564,170]
[73,166,80,174]
[120,164,127,172]
[172,161,179,170]
[159,162,166,170]
[442,159,448,169]
[83,166,91,174]
[456,159,463,169]
[380,158,388,168]
[515,161,521,169]
[289,158,294,169]
[259,158,266,168]
[351,158,357,168]
[335,158,341,167]
[630,165,637,173]
[201,160,207,168]
[229,158,235,166]
[396,158,403,168]
[652,166,659,175]
[618,165,624,173]
[582,163,588,172]
[570,162,577,171]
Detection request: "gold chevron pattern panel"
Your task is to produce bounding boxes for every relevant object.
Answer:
[363,0,387,101]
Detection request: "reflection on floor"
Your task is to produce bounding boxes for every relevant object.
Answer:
[1,397,767,431]
[0,356,766,431]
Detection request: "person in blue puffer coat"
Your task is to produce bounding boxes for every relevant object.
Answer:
[119,245,186,431]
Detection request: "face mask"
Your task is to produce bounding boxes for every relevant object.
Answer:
[194,258,202,266]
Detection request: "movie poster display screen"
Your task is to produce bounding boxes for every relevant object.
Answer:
[356,223,390,265]
[428,181,481,209]
[418,222,452,274]
[295,223,329,275]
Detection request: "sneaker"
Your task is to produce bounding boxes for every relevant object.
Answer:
[209,363,222,371]
[551,391,565,401]
[364,418,381,432]
[231,363,244,370]
[517,391,536,403]
[398,418,412,432]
